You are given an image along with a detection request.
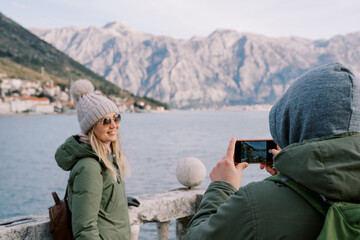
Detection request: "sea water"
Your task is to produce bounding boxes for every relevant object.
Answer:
[0,110,272,239]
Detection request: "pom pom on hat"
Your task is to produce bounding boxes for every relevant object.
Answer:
[70,79,119,134]
[70,79,94,103]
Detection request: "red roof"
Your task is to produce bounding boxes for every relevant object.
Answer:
[7,96,49,101]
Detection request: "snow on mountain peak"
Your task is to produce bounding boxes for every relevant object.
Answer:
[103,21,139,32]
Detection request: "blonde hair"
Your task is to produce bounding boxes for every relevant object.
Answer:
[88,128,129,180]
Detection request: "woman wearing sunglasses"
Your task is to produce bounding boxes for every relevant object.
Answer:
[55,79,131,239]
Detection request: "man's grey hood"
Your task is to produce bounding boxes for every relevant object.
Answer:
[269,62,360,148]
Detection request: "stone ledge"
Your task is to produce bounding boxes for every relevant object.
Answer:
[0,188,205,240]
[129,188,205,225]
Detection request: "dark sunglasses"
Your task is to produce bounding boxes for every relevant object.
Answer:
[101,113,121,125]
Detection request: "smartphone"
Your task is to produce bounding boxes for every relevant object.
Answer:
[234,139,277,164]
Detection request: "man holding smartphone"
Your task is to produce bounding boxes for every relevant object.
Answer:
[184,62,360,240]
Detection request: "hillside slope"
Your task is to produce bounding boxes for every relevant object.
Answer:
[0,13,167,109]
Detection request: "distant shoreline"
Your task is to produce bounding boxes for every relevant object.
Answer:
[0,105,272,116]
[0,110,169,116]
[183,104,273,112]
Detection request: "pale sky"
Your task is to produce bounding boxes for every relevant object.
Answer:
[1,0,360,40]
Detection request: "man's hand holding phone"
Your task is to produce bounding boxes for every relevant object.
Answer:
[259,146,281,175]
[233,138,280,176]
[210,137,248,190]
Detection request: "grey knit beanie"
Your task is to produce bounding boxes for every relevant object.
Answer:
[70,79,119,134]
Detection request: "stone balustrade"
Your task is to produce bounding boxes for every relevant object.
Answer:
[0,187,205,240]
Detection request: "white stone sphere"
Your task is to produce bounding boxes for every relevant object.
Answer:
[176,157,206,188]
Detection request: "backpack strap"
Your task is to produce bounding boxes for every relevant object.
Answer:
[65,185,68,198]
[266,173,330,216]
[52,192,61,205]
[51,186,69,205]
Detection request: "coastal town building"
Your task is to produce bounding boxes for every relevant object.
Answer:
[56,91,69,102]
[156,106,165,112]
[43,85,60,97]
[0,100,11,114]
[30,103,55,113]
[1,78,23,94]
[5,96,54,113]
[20,87,38,96]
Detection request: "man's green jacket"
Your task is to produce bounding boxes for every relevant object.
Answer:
[185,133,360,240]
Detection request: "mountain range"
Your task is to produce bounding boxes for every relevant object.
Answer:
[31,21,360,109]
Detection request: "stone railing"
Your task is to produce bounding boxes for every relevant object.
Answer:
[0,187,205,240]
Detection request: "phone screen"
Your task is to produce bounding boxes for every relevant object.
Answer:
[234,140,277,164]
